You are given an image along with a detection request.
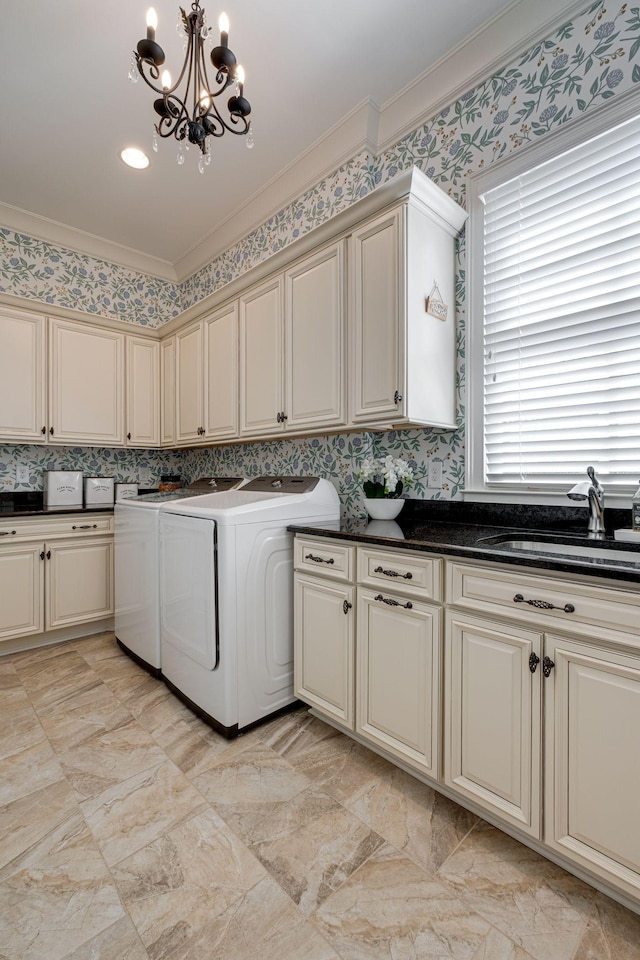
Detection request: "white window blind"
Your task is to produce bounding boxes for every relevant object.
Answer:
[480,112,640,490]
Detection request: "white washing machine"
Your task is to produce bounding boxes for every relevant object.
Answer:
[159,476,340,736]
[114,477,244,675]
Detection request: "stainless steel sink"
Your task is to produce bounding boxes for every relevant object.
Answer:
[478,536,640,564]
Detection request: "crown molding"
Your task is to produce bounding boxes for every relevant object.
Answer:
[375,0,589,152]
[174,98,380,282]
[0,201,178,282]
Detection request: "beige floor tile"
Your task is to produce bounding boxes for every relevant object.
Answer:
[37,681,134,753]
[257,705,338,756]
[346,763,478,874]
[0,737,65,806]
[283,725,395,806]
[192,741,311,808]
[0,778,80,878]
[0,703,47,762]
[80,760,208,867]
[15,649,100,710]
[62,915,150,960]
[573,892,640,958]
[0,812,126,960]
[437,822,597,960]
[233,784,385,916]
[58,717,169,800]
[314,842,497,960]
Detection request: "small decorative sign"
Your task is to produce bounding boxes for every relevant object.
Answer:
[425,280,448,321]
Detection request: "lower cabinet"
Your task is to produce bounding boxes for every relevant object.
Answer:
[0,515,114,648]
[294,536,443,782]
[357,588,440,779]
[293,537,640,911]
[444,610,542,838]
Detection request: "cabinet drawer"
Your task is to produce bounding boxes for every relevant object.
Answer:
[294,537,354,581]
[447,561,640,643]
[0,514,113,542]
[358,547,442,601]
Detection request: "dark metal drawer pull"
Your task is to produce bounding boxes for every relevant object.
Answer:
[374,565,412,580]
[0,530,17,536]
[305,553,334,565]
[374,593,413,610]
[343,600,352,615]
[72,524,98,530]
[542,656,555,678]
[529,652,540,673]
[513,593,575,614]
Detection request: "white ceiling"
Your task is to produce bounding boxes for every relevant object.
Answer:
[0,0,581,280]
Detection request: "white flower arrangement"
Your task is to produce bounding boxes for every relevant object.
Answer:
[357,455,414,499]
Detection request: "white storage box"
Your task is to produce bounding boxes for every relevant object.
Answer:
[45,470,83,506]
[115,482,139,500]
[84,477,114,506]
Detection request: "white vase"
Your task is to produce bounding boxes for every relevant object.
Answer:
[364,498,405,520]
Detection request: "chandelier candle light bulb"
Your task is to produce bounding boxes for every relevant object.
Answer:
[146,8,157,41]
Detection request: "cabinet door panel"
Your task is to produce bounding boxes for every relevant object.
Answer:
[357,588,440,778]
[545,635,640,898]
[49,319,124,445]
[294,573,354,728]
[176,323,204,443]
[161,336,176,446]
[444,612,542,837]
[0,544,43,640]
[46,538,113,629]
[204,304,238,439]
[350,210,402,421]
[286,242,345,429]
[126,337,159,446]
[240,278,283,436]
[0,308,46,442]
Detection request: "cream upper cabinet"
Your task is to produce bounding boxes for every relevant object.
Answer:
[544,633,640,904]
[285,241,346,431]
[349,180,466,430]
[240,276,284,436]
[160,336,176,447]
[176,321,204,443]
[444,610,542,838]
[49,318,124,446]
[0,307,46,442]
[204,303,238,440]
[126,336,159,447]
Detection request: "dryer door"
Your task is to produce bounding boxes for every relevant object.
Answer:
[160,512,219,670]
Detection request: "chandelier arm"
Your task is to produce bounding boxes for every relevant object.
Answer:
[203,97,250,136]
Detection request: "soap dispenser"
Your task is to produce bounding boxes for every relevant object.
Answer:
[633,481,640,531]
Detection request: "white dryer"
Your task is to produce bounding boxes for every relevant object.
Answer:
[159,476,340,736]
[114,477,244,674]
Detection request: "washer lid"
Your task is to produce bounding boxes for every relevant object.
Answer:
[241,477,319,494]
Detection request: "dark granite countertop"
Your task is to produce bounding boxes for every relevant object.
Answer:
[289,500,640,585]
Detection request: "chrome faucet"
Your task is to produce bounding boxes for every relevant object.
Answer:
[567,466,605,537]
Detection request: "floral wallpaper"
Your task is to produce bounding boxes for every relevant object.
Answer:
[1,0,639,516]
[0,445,182,493]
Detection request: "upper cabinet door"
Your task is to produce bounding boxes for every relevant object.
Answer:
[48,318,124,446]
[285,241,346,431]
[160,336,176,447]
[204,303,238,440]
[0,307,46,442]
[176,322,204,443]
[126,336,159,447]
[349,208,403,423]
[239,276,284,437]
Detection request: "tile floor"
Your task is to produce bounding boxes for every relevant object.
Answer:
[1,632,640,960]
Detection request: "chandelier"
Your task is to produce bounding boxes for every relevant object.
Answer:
[130,3,252,171]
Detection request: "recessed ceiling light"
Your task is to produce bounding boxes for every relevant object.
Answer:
[120,147,149,169]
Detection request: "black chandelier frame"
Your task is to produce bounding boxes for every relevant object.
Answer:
[134,1,251,156]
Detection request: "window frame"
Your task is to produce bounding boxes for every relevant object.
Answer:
[466,92,640,505]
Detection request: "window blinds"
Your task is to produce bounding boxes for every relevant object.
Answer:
[481,113,640,489]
